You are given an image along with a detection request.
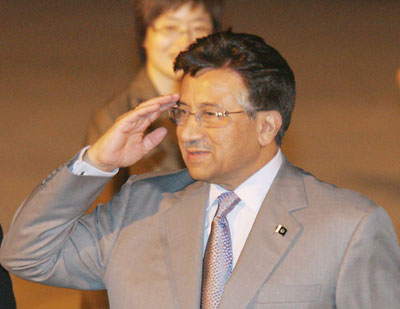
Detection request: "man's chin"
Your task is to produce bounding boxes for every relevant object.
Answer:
[187,167,212,182]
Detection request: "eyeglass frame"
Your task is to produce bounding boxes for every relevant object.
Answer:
[168,105,262,128]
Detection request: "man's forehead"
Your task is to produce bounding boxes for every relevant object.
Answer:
[180,67,248,107]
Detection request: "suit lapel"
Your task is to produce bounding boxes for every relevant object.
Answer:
[220,158,308,308]
[162,181,210,309]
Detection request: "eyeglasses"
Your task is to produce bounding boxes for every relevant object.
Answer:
[169,106,247,128]
[151,24,211,41]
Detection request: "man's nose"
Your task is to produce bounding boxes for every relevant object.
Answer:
[178,114,205,142]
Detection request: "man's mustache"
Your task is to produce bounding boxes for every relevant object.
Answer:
[182,140,212,151]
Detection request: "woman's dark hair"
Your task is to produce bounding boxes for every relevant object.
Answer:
[133,0,224,61]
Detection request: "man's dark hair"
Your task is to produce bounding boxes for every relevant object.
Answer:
[174,31,296,146]
[133,0,224,62]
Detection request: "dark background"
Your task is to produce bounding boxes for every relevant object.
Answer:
[1,1,399,308]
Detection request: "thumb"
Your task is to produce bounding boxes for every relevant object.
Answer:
[142,127,168,154]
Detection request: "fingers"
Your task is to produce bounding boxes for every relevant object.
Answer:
[86,94,179,172]
[117,94,179,131]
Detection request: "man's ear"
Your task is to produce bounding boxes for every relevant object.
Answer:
[256,110,282,146]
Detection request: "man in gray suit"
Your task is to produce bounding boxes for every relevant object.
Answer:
[1,31,400,308]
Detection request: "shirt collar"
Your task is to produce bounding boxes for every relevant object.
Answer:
[208,149,283,212]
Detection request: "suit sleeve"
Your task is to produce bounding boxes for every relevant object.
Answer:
[335,206,400,308]
[0,165,122,290]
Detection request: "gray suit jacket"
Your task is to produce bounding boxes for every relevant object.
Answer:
[1,157,400,308]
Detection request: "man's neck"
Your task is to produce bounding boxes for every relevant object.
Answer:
[212,146,281,191]
[209,148,283,203]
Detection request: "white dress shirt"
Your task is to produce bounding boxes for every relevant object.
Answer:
[71,146,118,177]
[72,147,283,267]
[205,149,283,267]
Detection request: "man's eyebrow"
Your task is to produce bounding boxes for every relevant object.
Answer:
[200,102,219,108]
[177,101,220,108]
[177,100,188,107]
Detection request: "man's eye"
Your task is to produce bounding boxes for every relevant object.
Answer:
[203,111,218,118]
[180,109,191,116]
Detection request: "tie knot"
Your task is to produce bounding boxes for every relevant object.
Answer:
[215,191,240,219]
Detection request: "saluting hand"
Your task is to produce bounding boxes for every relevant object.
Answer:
[85,94,179,172]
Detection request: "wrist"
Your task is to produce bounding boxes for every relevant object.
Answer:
[84,149,117,173]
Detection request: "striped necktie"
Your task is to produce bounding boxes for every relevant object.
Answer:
[201,191,241,309]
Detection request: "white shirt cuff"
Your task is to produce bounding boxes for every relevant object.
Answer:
[71,146,119,177]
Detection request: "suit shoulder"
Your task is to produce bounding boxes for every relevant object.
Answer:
[302,172,377,214]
